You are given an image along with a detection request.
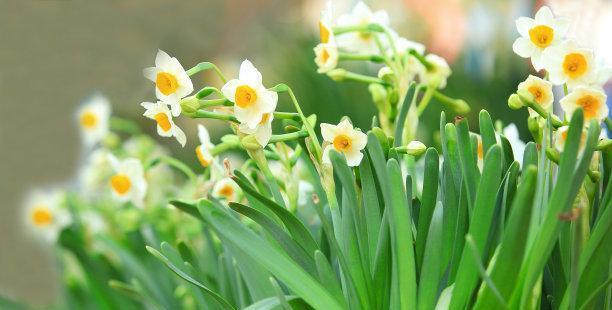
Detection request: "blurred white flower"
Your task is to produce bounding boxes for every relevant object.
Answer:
[24,189,70,243]
[314,43,339,73]
[79,148,112,193]
[336,2,389,53]
[108,154,147,207]
[196,124,215,168]
[212,177,241,202]
[319,1,335,44]
[517,75,554,117]
[502,124,526,164]
[560,86,608,123]
[512,6,569,71]
[80,211,107,234]
[321,118,367,167]
[221,60,278,130]
[141,101,187,147]
[238,112,273,147]
[418,54,452,89]
[143,50,194,116]
[76,94,111,147]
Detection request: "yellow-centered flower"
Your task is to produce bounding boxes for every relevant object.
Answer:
[418,54,452,89]
[212,177,241,202]
[196,124,215,168]
[108,154,147,207]
[512,6,569,71]
[314,43,339,73]
[560,86,608,123]
[221,60,278,129]
[542,41,597,89]
[517,75,554,117]
[554,125,586,153]
[321,118,367,167]
[142,101,187,147]
[143,50,194,116]
[319,1,334,44]
[24,189,69,243]
[336,2,390,54]
[76,94,111,147]
[238,112,274,147]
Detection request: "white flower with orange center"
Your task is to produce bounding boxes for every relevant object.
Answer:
[542,40,597,89]
[142,101,187,147]
[212,177,241,202]
[108,154,147,207]
[321,118,367,167]
[554,125,586,153]
[76,94,111,147]
[512,6,568,71]
[24,190,70,243]
[517,75,554,117]
[196,124,215,168]
[221,60,278,130]
[336,2,389,54]
[143,50,194,117]
[239,112,274,147]
[560,86,608,123]
[418,54,452,89]
[314,43,339,73]
[319,1,334,44]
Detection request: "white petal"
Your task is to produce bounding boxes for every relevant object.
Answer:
[107,154,121,171]
[320,123,337,142]
[351,130,368,150]
[345,150,364,167]
[198,124,211,145]
[221,79,241,103]
[254,124,272,146]
[512,37,535,58]
[534,6,554,24]
[174,126,187,147]
[322,145,333,165]
[337,118,354,131]
[238,59,263,86]
[168,100,182,117]
[515,17,534,37]
[143,67,158,82]
[155,50,173,67]
[235,107,262,129]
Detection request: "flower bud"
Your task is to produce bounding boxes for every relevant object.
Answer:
[327,68,347,81]
[180,96,200,116]
[406,140,426,156]
[517,88,534,103]
[508,94,524,110]
[377,66,394,84]
[452,99,471,114]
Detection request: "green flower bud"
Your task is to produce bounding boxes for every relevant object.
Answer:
[452,99,471,114]
[406,140,426,156]
[180,96,200,116]
[517,88,534,103]
[327,68,347,81]
[508,94,524,110]
[377,66,394,84]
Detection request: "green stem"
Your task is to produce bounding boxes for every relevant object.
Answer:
[110,117,141,135]
[269,131,309,143]
[273,111,301,121]
[210,141,240,156]
[563,83,569,96]
[417,85,436,116]
[199,98,232,108]
[196,86,224,99]
[338,53,385,63]
[145,156,197,182]
[518,94,563,128]
[193,110,239,123]
[409,49,433,71]
[333,70,390,86]
[432,90,470,114]
[187,62,227,83]
[332,23,384,35]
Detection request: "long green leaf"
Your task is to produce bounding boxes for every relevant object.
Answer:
[418,202,444,310]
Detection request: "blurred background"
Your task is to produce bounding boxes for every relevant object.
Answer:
[1,0,610,305]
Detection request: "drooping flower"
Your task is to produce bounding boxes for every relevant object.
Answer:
[76,94,111,147]
[502,124,526,164]
[560,86,609,123]
[336,2,390,53]
[196,124,215,168]
[418,54,452,89]
[517,75,554,117]
[319,1,335,44]
[24,189,70,243]
[107,154,147,207]
[512,6,569,71]
[143,50,194,116]
[314,43,339,73]
[321,118,367,167]
[142,101,187,147]
[238,112,273,147]
[212,177,241,202]
[542,40,597,89]
[554,125,586,153]
[221,60,278,129]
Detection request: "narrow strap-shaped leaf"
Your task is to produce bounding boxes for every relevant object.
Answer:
[359,154,382,272]
[522,142,538,170]
[450,145,503,310]
[415,148,440,271]
[456,118,479,210]
[314,250,346,306]
[473,165,538,309]
[479,110,497,162]
[243,296,301,310]
[417,202,444,310]
[394,82,417,147]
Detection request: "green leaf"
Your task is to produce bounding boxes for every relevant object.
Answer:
[314,250,345,305]
[394,82,417,147]
[455,117,479,210]
[450,144,503,309]
[415,148,440,271]
[243,296,301,310]
[417,202,444,310]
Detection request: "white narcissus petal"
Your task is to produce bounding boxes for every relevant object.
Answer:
[322,145,333,165]
[221,79,241,103]
[534,6,554,24]
[512,37,535,58]
[198,124,211,145]
[254,124,272,146]
[174,126,187,147]
[155,49,172,67]
[345,150,364,167]
[107,154,121,171]
[337,118,354,131]
[351,130,368,150]
[234,107,262,129]
[238,59,263,86]
[143,67,158,81]
[515,17,533,37]
[320,123,337,142]
[168,101,182,117]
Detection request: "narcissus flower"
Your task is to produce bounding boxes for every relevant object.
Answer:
[24,189,70,243]
[512,6,569,71]
[142,101,187,147]
[418,54,452,89]
[108,154,147,207]
[394,36,426,56]
[321,118,367,167]
[239,112,273,147]
[502,124,526,164]
[221,60,278,129]
[554,125,586,153]
[76,94,111,147]
[560,86,608,123]
[319,1,334,44]
[196,124,214,168]
[336,2,389,53]
[542,41,596,89]
[314,43,339,73]
[143,50,194,116]
[212,177,241,202]
[517,75,554,117]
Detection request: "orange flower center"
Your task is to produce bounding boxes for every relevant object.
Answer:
[110,174,131,195]
[333,134,352,152]
[235,85,258,108]
[196,147,211,167]
[477,141,483,160]
[80,111,98,129]
[528,25,554,48]
[321,48,330,63]
[219,184,234,198]
[154,113,172,132]
[156,72,179,96]
[31,206,53,227]
[576,94,601,119]
[563,53,587,79]
[319,21,331,43]
[528,86,545,104]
